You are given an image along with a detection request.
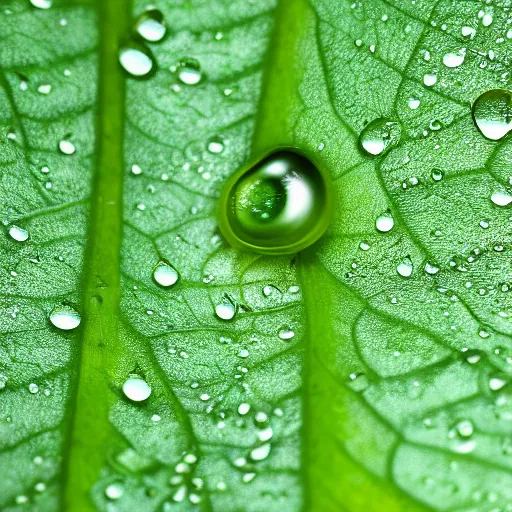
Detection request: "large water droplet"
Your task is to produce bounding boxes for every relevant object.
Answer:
[134,8,166,43]
[472,89,512,141]
[359,119,401,156]
[443,49,465,68]
[177,58,202,85]
[119,42,154,77]
[30,0,52,8]
[58,139,75,155]
[218,150,331,255]
[49,305,81,330]
[491,191,512,206]
[375,212,394,232]
[8,225,29,242]
[153,260,179,287]
[215,296,236,320]
[396,257,413,278]
[105,483,124,500]
[122,375,151,401]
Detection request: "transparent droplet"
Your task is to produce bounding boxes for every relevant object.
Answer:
[152,260,179,287]
[238,403,251,415]
[408,98,421,110]
[425,262,439,275]
[218,150,331,255]
[490,191,512,206]
[122,375,151,402]
[443,50,465,68]
[396,257,413,278]
[348,372,369,392]
[215,296,236,320]
[375,212,394,232]
[207,135,225,154]
[119,42,154,77]
[28,383,39,394]
[0,374,7,390]
[423,73,438,87]
[278,327,295,340]
[134,8,166,43]
[472,90,512,141]
[30,0,52,8]
[8,225,29,242]
[489,375,508,391]
[431,168,444,181]
[105,483,124,500]
[49,305,81,330]
[359,119,402,156]
[250,443,271,461]
[177,58,202,85]
[455,419,474,438]
[58,139,75,155]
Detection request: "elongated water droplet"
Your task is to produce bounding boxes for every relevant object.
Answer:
[8,225,29,242]
[49,305,81,330]
[119,42,154,77]
[375,212,394,232]
[123,375,151,401]
[177,58,202,85]
[491,191,512,206]
[134,8,166,42]
[472,89,512,141]
[278,326,295,340]
[218,150,331,255]
[359,119,401,156]
[250,443,271,461]
[58,139,75,155]
[153,260,179,287]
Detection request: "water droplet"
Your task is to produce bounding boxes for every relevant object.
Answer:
[0,374,7,390]
[218,150,331,254]
[408,98,421,110]
[119,42,154,77]
[58,139,75,155]
[423,73,438,87]
[215,296,236,320]
[122,375,151,402]
[238,403,251,415]
[8,225,29,242]
[348,372,369,392]
[455,419,474,438]
[30,0,52,8]
[28,383,39,394]
[278,327,294,340]
[177,58,202,85]
[431,168,444,181]
[359,119,402,156]
[375,212,394,232]
[134,8,166,42]
[105,483,124,500]
[49,305,81,330]
[152,260,179,287]
[490,191,512,206]
[250,443,271,461]
[443,49,465,68]
[425,262,439,275]
[396,257,413,277]
[207,135,225,154]
[489,375,508,391]
[472,89,512,141]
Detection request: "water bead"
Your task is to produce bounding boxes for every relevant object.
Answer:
[119,42,155,77]
[472,89,512,141]
[49,305,81,330]
[218,150,331,255]
[122,375,151,402]
[152,260,179,287]
[134,8,166,43]
[177,58,202,85]
[359,119,401,156]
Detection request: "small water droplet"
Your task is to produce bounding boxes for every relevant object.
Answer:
[443,49,465,68]
[472,90,512,141]
[375,212,394,232]
[431,168,444,181]
[238,403,251,415]
[105,483,124,500]
[177,58,202,85]
[49,305,81,330]
[58,139,75,155]
[455,419,474,438]
[8,225,29,242]
[207,135,225,154]
[134,8,166,42]
[119,42,154,77]
[396,257,413,278]
[218,150,331,255]
[423,73,438,87]
[122,375,151,402]
[28,383,39,394]
[425,262,439,275]
[489,375,508,391]
[215,296,236,320]
[359,119,402,156]
[348,372,369,392]
[152,260,179,287]
[250,443,271,461]
[278,326,294,340]
[30,0,52,8]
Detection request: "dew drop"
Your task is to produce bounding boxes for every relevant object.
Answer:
[30,0,52,8]
[431,168,444,181]
[423,73,438,87]
[105,483,124,500]
[177,58,202,85]
[348,372,369,392]
[278,326,295,340]
[134,8,166,43]
[215,296,236,321]
[28,383,39,394]
[58,139,75,155]
[442,50,465,68]
[8,225,29,242]
[375,212,394,232]
[238,403,251,415]
[152,260,179,287]
[490,191,512,206]
[49,305,81,330]
[396,257,413,278]
[455,419,474,438]
[207,135,225,154]
[489,375,507,391]
[359,118,402,156]
[408,98,421,110]
[472,89,512,141]
[119,42,154,77]
[425,262,439,275]
[250,443,271,461]
[218,150,331,254]
[122,375,151,402]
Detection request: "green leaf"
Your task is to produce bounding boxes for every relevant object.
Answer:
[1,0,511,511]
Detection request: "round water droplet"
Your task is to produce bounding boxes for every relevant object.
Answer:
[455,419,474,438]
[122,375,151,402]
[134,8,166,42]
[491,191,512,206]
[396,257,413,278]
[375,212,394,232]
[443,50,465,68]
[8,225,29,242]
[218,150,331,255]
[59,139,75,155]
[207,135,225,154]
[359,119,401,156]
[30,0,52,8]
[177,58,202,85]
[472,89,512,141]
[431,168,444,181]
[250,443,271,461]
[105,482,124,500]
[152,260,179,287]
[49,305,81,330]
[119,42,154,77]
[215,296,236,320]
